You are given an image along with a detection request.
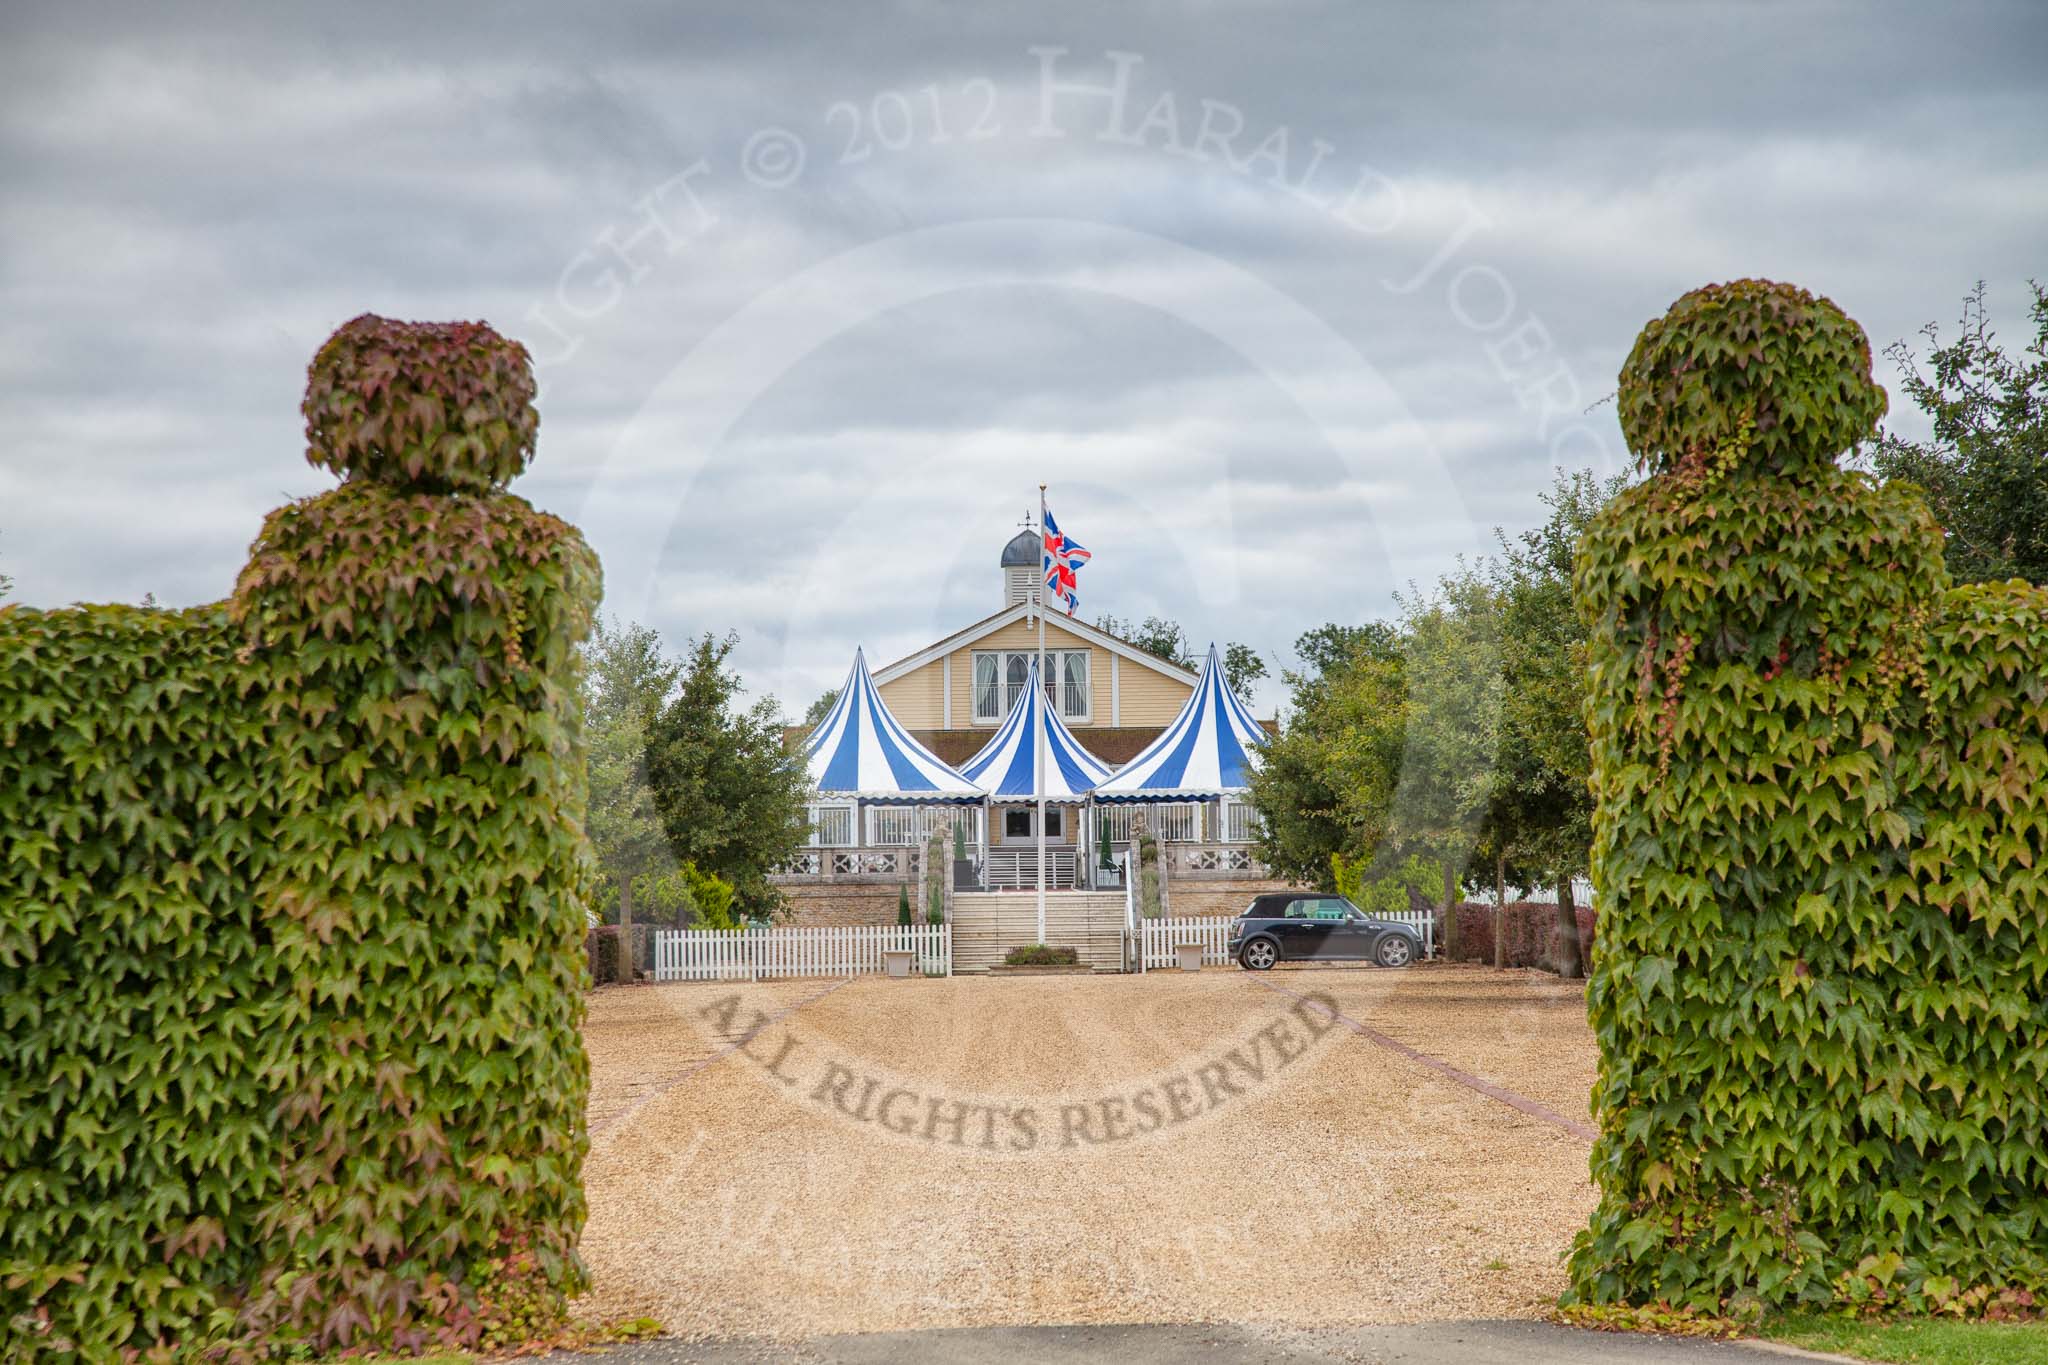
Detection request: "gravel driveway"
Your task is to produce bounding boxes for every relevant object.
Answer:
[548,1321,1809,1364]
[577,965,1600,1341]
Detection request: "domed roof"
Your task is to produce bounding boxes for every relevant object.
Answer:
[1000,529,1039,567]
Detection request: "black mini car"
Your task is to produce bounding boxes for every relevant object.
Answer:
[1228,893,1423,970]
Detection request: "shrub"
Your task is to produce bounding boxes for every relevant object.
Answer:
[1441,902,1596,969]
[615,861,738,931]
[0,315,598,1358]
[1568,280,2048,1313]
[1137,831,1162,918]
[925,826,947,924]
[682,862,738,930]
[302,313,539,492]
[1002,944,1078,966]
[587,924,623,984]
[1335,850,1443,918]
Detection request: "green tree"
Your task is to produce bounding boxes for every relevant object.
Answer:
[627,862,741,931]
[1095,613,1194,669]
[1291,621,1400,680]
[1250,577,1504,963]
[1249,634,1397,886]
[1332,849,1442,917]
[1380,569,1504,960]
[1222,641,1268,696]
[925,827,947,924]
[1481,469,1626,977]
[1096,612,1267,697]
[679,862,739,928]
[1247,622,1405,885]
[897,884,912,927]
[644,631,812,919]
[1254,474,1620,975]
[1866,280,2048,585]
[582,617,683,978]
[800,688,839,730]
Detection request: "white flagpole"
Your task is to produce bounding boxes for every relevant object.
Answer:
[1035,485,1048,944]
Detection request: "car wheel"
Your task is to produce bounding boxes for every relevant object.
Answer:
[1240,937,1279,971]
[1374,934,1415,968]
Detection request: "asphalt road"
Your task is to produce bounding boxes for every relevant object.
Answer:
[546,1320,1834,1364]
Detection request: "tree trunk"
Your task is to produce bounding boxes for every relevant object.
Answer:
[1441,862,1459,961]
[618,872,635,984]
[1494,852,1507,971]
[1554,877,1585,980]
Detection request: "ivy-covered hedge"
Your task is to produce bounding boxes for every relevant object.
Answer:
[0,316,601,1357]
[1569,280,2048,1313]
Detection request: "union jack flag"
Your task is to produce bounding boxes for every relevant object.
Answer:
[1042,507,1090,615]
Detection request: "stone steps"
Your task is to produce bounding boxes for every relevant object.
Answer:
[951,891,1130,972]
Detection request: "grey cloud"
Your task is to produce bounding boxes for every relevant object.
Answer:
[2,0,2043,717]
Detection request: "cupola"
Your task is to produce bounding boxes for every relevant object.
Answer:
[1000,529,1038,607]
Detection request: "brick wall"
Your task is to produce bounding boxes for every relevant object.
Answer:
[780,885,907,927]
[1161,877,1305,918]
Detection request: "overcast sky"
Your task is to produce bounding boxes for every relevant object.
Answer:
[3,1,2043,716]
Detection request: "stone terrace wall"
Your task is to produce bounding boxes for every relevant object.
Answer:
[781,884,907,927]
[1163,876,1304,918]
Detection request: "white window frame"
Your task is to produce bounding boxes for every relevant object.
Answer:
[1222,797,1261,843]
[970,649,1091,724]
[1095,802,1204,843]
[1060,650,1090,721]
[1151,802,1204,843]
[1098,804,1138,844]
[863,805,985,849]
[808,803,855,848]
[972,653,1000,724]
[865,806,919,847]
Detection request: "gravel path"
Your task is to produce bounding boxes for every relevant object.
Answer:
[576,965,1599,1341]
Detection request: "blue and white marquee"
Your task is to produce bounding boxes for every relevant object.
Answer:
[958,655,1113,801]
[803,648,983,802]
[1091,643,1267,801]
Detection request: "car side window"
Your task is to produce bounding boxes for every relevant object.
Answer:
[1284,901,1314,919]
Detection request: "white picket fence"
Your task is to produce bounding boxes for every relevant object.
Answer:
[1136,911,1437,971]
[653,924,951,982]
[1385,911,1436,957]
[1137,916,1237,971]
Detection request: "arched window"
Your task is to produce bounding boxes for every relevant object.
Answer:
[1062,651,1088,716]
[1005,653,1029,712]
[972,649,1093,723]
[974,654,999,719]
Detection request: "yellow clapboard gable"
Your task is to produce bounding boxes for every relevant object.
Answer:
[874,608,1195,731]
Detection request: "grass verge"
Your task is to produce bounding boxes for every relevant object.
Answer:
[1759,1313,2048,1364]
